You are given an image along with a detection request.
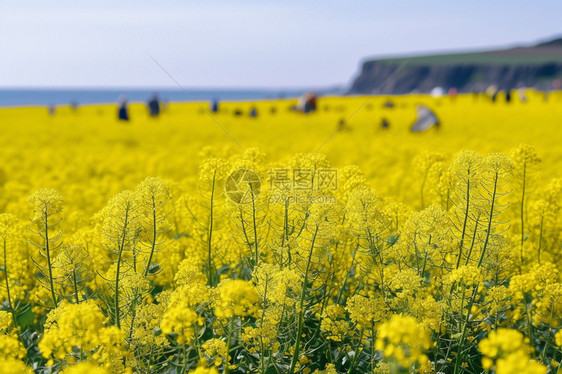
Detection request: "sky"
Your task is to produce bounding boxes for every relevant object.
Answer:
[1,1,561,89]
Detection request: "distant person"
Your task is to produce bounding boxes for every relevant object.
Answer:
[70,100,78,111]
[337,118,346,131]
[308,93,317,112]
[249,107,258,117]
[48,105,56,116]
[505,90,511,103]
[517,88,527,103]
[381,118,390,129]
[296,92,318,113]
[431,86,445,97]
[411,105,440,132]
[147,93,160,117]
[296,94,307,112]
[118,95,129,121]
[211,99,219,113]
[448,87,458,101]
[486,85,498,103]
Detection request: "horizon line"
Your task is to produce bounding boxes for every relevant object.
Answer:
[0,85,345,91]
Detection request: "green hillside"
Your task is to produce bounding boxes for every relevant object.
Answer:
[372,43,562,65]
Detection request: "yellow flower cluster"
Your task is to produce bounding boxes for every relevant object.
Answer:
[189,365,219,374]
[375,315,431,370]
[214,279,260,319]
[444,265,483,288]
[555,330,562,347]
[39,300,128,371]
[346,294,387,329]
[479,329,546,374]
[0,359,34,374]
[202,338,230,367]
[27,188,63,221]
[0,335,27,360]
[61,362,110,374]
[320,305,349,342]
[160,304,199,345]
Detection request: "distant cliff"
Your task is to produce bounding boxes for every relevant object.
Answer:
[349,37,562,94]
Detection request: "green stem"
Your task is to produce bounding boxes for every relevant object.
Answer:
[207,171,216,286]
[288,225,319,374]
[420,171,428,209]
[44,211,58,308]
[72,269,80,304]
[224,317,235,374]
[114,208,130,328]
[456,177,471,269]
[453,286,478,374]
[180,343,188,374]
[335,244,358,305]
[464,213,481,266]
[537,215,544,265]
[3,239,15,325]
[251,189,259,267]
[283,198,290,267]
[259,279,269,374]
[523,296,534,347]
[144,195,158,277]
[520,163,526,264]
[477,172,498,268]
[346,329,364,373]
[540,302,555,362]
[370,322,376,373]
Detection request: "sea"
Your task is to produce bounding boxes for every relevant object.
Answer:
[0,88,340,107]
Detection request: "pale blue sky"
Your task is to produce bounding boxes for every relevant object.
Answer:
[1,1,560,89]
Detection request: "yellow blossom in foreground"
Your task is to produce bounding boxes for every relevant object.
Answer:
[479,329,546,374]
[0,359,34,374]
[555,330,562,347]
[189,364,220,374]
[39,300,128,372]
[375,314,431,369]
[62,362,110,374]
[495,350,546,374]
[0,335,27,360]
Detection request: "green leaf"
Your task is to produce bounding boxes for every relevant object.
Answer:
[16,305,34,329]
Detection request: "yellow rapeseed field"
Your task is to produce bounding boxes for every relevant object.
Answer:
[0,91,561,374]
